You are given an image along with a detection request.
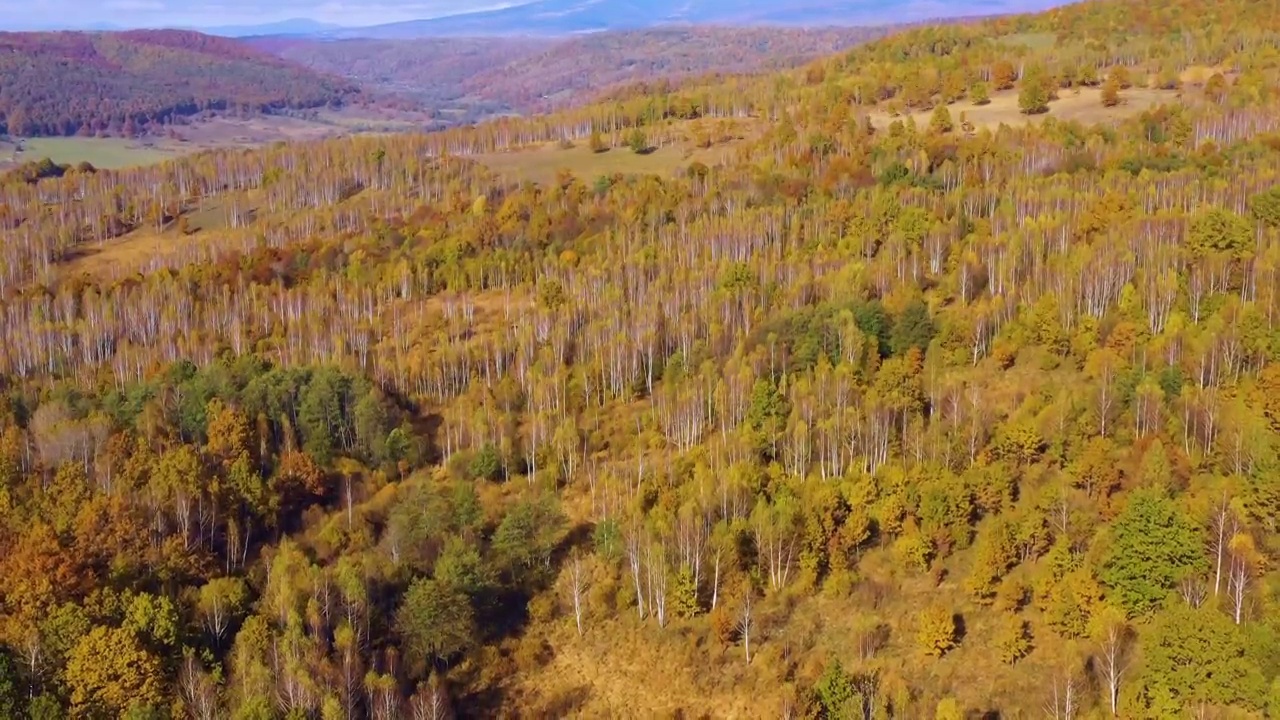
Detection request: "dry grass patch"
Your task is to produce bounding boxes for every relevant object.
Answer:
[1178,65,1231,85]
[59,197,253,281]
[495,541,1078,719]
[60,227,221,281]
[997,32,1059,50]
[871,85,1188,132]
[500,618,777,718]
[472,142,736,185]
[472,118,757,185]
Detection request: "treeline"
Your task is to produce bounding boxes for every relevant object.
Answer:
[0,157,96,185]
[0,29,360,138]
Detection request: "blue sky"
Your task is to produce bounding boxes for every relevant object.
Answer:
[2,0,511,29]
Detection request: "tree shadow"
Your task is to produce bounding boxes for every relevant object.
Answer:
[952,613,968,645]
[538,684,591,715]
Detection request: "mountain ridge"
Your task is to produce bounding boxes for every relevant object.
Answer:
[254,24,891,123]
[332,0,1062,38]
[24,0,1069,38]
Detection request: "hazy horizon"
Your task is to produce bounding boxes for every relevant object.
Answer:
[0,0,1066,33]
[0,0,515,30]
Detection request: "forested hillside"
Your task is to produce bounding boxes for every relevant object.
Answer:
[0,30,361,138]
[0,0,1279,717]
[257,26,891,122]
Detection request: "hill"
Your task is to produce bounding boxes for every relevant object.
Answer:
[0,29,361,137]
[256,26,891,122]
[0,0,1279,718]
[464,26,896,112]
[255,36,556,121]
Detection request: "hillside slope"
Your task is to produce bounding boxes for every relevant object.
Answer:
[257,26,889,121]
[0,30,360,137]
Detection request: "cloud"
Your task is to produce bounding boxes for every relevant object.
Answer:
[0,0,512,29]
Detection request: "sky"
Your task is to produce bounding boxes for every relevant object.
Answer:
[0,0,511,29]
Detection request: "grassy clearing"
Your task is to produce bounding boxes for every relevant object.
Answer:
[1,137,179,170]
[61,232,177,279]
[313,109,425,132]
[474,141,739,185]
[1,110,429,174]
[476,144,683,184]
[60,198,242,280]
[1179,64,1230,84]
[869,85,1187,132]
[998,32,1059,50]
[998,31,1059,50]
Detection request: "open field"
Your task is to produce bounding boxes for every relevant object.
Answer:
[0,107,433,174]
[0,137,179,170]
[869,84,1190,132]
[998,32,1059,50]
[475,144,688,185]
[472,118,761,185]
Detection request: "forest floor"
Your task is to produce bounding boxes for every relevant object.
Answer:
[489,350,1086,718]
[492,539,1082,718]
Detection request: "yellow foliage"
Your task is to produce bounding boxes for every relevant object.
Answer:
[916,604,957,657]
[66,626,165,717]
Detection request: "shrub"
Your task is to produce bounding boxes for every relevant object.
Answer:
[916,605,958,657]
[1019,80,1050,115]
[468,443,503,482]
[995,615,1031,663]
[627,127,649,154]
[1101,77,1122,107]
[970,82,991,105]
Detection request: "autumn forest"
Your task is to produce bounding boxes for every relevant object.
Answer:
[0,0,1279,717]
[0,30,360,138]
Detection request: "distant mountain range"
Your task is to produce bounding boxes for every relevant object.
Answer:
[203,19,345,38]
[188,0,1066,38]
[335,0,1063,38]
[254,25,892,124]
